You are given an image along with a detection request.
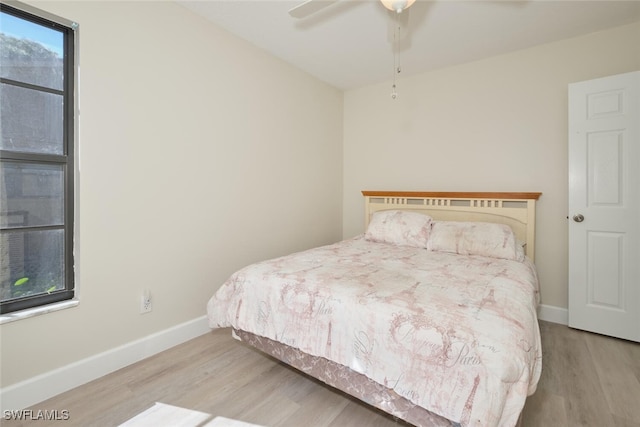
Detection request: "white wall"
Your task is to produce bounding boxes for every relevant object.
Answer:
[0,1,343,389]
[343,21,640,310]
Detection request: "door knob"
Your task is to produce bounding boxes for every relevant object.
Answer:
[573,214,585,223]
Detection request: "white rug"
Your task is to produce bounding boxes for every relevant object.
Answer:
[119,402,265,427]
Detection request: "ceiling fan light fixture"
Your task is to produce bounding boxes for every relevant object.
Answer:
[380,0,416,14]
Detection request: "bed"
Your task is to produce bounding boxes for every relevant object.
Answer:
[207,191,542,427]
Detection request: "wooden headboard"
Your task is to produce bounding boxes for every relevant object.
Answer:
[362,191,542,261]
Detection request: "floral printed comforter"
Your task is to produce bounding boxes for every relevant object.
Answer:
[207,236,542,426]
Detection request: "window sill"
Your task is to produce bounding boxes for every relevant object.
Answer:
[0,300,79,325]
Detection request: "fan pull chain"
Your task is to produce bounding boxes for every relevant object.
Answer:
[391,13,401,99]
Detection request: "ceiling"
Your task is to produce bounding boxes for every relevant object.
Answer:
[178,0,640,90]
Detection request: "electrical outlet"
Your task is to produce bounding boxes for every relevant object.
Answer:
[140,290,152,314]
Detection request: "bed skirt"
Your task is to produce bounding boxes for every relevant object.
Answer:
[233,328,456,427]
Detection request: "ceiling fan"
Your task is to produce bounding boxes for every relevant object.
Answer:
[289,0,417,19]
[288,0,417,99]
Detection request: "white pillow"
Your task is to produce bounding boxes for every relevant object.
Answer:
[365,210,432,248]
[427,221,525,261]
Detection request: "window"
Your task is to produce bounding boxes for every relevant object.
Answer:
[0,2,77,314]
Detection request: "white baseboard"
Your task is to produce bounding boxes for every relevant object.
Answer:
[0,315,210,412]
[537,304,568,325]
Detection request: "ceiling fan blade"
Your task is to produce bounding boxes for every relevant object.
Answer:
[288,0,340,19]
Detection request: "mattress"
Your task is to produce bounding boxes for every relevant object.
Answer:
[207,236,542,426]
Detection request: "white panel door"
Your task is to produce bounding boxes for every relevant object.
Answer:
[568,71,640,342]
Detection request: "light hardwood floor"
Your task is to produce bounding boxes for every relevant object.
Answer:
[4,321,640,427]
